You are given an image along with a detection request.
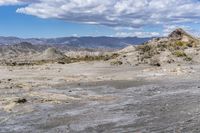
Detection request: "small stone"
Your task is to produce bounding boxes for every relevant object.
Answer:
[57,61,65,64]
[15,98,27,104]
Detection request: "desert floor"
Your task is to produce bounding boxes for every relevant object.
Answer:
[0,61,200,133]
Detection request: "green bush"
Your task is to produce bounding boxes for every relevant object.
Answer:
[173,50,187,57]
[74,53,120,62]
[137,44,159,60]
[175,41,185,47]
[184,56,192,61]
[110,61,123,66]
[137,45,152,53]
[186,43,193,47]
[176,41,194,48]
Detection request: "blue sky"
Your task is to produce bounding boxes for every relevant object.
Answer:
[0,6,115,38]
[1,0,200,38]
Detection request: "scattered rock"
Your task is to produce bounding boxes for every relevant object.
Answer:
[57,61,65,64]
[15,98,27,104]
[150,58,161,67]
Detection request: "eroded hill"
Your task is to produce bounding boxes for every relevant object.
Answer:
[112,28,200,66]
[0,28,200,67]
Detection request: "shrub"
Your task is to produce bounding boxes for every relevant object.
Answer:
[157,44,167,51]
[137,45,152,53]
[110,53,120,58]
[175,41,194,48]
[175,41,185,47]
[76,53,120,62]
[184,56,192,61]
[137,44,159,60]
[173,50,187,57]
[186,43,193,47]
[110,61,123,66]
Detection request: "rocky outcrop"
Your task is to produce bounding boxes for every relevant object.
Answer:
[38,48,66,60]
[168,28,199,45]
[113,28,200,66]
[169,28,190,40]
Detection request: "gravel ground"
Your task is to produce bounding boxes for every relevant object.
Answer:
[0,62,199,133]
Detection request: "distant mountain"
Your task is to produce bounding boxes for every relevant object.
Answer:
[0,36,151,48]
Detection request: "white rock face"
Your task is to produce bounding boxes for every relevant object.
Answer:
[38,48,65,60]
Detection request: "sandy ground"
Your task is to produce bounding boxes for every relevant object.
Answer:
[0,61,200,133]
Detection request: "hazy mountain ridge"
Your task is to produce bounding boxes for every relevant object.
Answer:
[1,28,200,68]
[0,36,151,48]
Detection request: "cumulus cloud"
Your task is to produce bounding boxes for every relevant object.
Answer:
[163,25,200,37]
[1,0,200,37]
[15,0,200,28]
[116,31,160,38]
[0,0,36,6]
[163,25,189,36]
[0,0,22,5]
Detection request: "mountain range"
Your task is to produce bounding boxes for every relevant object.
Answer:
[0,36,151,49]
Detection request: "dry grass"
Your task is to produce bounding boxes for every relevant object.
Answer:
[110,61,123,66]
[73,53,119,62]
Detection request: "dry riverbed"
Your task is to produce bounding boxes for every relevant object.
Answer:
[0,61,199,133]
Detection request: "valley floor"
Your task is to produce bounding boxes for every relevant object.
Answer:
[0,61,200,132]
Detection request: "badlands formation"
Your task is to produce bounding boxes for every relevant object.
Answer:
[1,29,200,132]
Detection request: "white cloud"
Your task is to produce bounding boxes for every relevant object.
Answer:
[163,25,200,37]
[0,0,21,5]
[2,0,200,37]
[14,0,200,28]
[116,31,160,38]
